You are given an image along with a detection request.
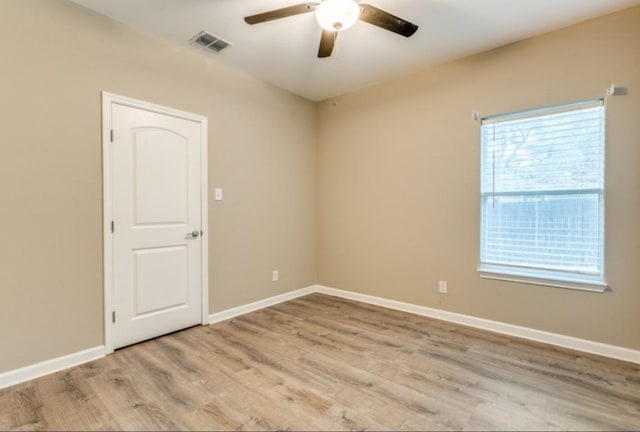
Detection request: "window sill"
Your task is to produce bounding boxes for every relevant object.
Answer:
[478,266,608,293]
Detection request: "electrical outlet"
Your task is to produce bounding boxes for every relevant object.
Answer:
[272,270,279,282]
[438,280,448,294]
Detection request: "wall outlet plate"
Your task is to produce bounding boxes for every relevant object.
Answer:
[438,280,448,293]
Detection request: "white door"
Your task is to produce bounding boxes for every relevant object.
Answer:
[111,102,203,349]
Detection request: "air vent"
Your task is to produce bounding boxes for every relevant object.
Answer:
[190,31,232,53]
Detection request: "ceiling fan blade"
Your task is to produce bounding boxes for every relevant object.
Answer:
[244,3,319,25]
[358,4,419,37]
[318,29,337,58]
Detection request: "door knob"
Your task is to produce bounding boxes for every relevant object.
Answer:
[187,230,200,238]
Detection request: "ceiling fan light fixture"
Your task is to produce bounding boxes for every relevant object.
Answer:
[315,0,360,32]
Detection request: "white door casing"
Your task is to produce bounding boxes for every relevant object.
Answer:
[102,93,208,353]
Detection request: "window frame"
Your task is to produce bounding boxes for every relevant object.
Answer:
[477,99,608,293]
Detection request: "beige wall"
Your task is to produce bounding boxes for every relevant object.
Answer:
[317,7,640,350]
[0,0,317,373]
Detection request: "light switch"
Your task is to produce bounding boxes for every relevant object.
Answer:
[214,188,223,201]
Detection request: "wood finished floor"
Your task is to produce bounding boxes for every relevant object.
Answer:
[1,293,639,431]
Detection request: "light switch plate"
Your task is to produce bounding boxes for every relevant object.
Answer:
[214,188,222,201]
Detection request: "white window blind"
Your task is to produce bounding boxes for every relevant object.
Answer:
[479,99,605,290]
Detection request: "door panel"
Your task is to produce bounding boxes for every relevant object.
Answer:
[132,246,188,317]
[111,103,202,349]
[133,129,188,225]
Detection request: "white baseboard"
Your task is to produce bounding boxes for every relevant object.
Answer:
[208,285,316,324]
[0,346,105,390]
[314,285,640,365]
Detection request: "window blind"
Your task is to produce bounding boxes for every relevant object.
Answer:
[480,100,604,280]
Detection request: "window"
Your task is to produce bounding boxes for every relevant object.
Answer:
[479,100,606,292]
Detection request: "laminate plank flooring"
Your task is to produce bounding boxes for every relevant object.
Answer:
[1,293,639,430]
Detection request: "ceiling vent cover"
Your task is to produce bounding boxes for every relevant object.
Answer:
[190,31,232,53]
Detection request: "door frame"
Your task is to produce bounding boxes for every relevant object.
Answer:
[101,92,209,354]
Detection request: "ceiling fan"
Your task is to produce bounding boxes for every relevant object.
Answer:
[244,0,419,58]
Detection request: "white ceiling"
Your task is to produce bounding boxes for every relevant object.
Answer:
[71,0,640,101]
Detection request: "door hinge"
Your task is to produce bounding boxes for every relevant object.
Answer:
[112,311,116,323]
[200,230,203,237]
[110,129,114,142]
[111,221,115,233]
